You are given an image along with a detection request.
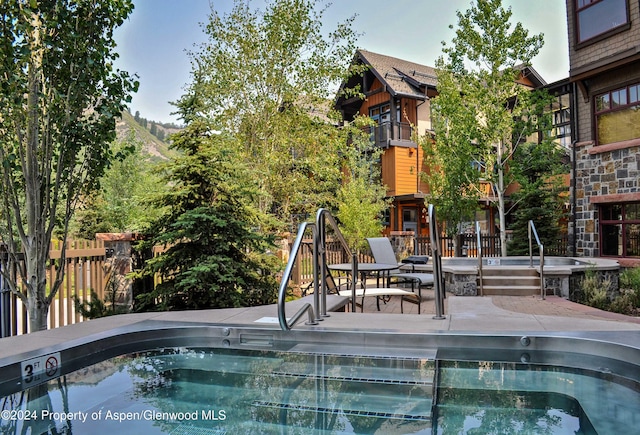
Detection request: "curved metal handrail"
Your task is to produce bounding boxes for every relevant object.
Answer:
[428,204,446,319]
[278,209,355,330]
[476,221,483,296]
[315,209,354,314]
[528,220,545,300]
[278,222,318,330]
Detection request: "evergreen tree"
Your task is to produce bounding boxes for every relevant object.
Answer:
[136,121,280,311]
[507,141,568,255]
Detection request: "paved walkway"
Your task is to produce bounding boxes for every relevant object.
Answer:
[356,290,640,325]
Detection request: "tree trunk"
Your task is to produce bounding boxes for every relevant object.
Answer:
[26,256,50,332]
[497,142,508,257]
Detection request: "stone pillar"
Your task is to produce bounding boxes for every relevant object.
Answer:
[96,233,138,312]
[389,231,415,259]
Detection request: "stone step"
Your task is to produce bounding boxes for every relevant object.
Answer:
[481,266,540,277]
[482,275,540,287]
[480,285,542,296]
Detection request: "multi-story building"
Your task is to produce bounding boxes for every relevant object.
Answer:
[335,49,437,235]
[566,0,640,266]
[335,49,558,239]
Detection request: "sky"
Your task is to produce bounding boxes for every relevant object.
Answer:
[113,0,569,124]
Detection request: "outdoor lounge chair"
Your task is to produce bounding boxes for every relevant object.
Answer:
[366,237,435,314]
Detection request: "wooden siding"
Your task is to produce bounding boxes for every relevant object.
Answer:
[381,146,430,197]
[360,94,390,116]
[381,147,397,195]
[399,98,417,125]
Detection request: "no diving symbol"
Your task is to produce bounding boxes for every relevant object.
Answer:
[45,356,59,377]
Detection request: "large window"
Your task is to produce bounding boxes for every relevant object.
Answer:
[600,202,640,257]
[549,93,571,149]
[576,0,628,43]
[594,83,640,145]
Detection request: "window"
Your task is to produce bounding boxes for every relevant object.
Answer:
[368,103,400,124]
[402,207,418,233]
[576,0,628,43]
[600,202,640,258]
[549,93,571,149]
[594,83,640,145]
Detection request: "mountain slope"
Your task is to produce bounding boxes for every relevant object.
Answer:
[115,110,179,161]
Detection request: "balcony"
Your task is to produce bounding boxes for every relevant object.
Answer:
[364,121,415,148]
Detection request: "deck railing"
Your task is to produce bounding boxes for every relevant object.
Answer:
[0,240,107,337]
[362,121,414,147]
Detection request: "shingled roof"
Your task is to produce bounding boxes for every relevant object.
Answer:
[357,49,437,98]
[335,49,546,119]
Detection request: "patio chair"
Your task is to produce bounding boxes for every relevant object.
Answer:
[366,237,435,314]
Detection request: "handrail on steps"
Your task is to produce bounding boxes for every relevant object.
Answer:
[277,222,318,330]
[428,204,446,319]
[528,220,545,300]
[278,209,354,330]
[476,221,483,296]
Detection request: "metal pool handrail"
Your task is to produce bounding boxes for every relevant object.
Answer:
[278,209,354,330]
[528,220,545,300]
[315,209,354,315]
[476,221,483,296]
[278,222,318,330]
[428,204,446,319]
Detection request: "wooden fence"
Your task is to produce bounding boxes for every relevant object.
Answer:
[0,239,107,337]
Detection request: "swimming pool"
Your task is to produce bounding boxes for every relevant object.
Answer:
[1,324,638,434]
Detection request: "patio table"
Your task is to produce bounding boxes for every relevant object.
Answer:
[328,263,405,311]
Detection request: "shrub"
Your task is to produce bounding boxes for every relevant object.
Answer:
[579,267,610,311]
[616,267,640,315]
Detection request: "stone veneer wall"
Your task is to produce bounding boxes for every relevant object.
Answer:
[566,0,640,261]
[573,141,640,257]
[570,60,640,258]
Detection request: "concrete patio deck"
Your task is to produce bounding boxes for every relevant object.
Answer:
[1,293,639,364]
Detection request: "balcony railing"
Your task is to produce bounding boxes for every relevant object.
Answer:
[363,121,414,147]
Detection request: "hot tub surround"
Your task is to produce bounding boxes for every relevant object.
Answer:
[431,257,620,299]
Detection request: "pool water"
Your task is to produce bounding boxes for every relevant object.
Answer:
[1,347,638,434]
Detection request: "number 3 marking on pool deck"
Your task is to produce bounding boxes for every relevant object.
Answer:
[21,352,61,384]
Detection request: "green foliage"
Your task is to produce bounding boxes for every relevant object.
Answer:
[0,0,137,331]
[613,267,640,315]
[336,118,390,252]
[620,267,640,291]
[420,131,478,237]
[507,141,568,255]
[73,286,130,319]
[431,0,547,251]
[135,121,280,311]
[579,268,610,311]
[578,267,640,315]
[74,257,131,318]
[177,0,359,228]
[71,131,166,239]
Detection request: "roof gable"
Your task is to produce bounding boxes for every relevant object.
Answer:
[358,49,437,98]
